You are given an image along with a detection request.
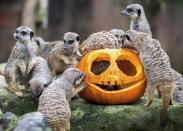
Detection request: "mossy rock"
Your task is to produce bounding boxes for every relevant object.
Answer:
[70,98,183,131]
[0,88,37,115]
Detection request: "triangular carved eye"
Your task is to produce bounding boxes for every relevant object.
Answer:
[116,60,137,76]
[91,60,110,75]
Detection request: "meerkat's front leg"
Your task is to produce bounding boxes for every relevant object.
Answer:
[143,84,156,107]
[72,82,87,97]
[16,61,26,76]
[60,55,71,65]
[27,57,37,75]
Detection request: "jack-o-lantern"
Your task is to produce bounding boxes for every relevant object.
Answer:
[76,48,147,104]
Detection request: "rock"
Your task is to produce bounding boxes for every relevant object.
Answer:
[0,75,7,89]
[0,87,37,115]
[0,63,5,75]
[13,112,49,131]
[0,112,17,129]
[70,98,183,131]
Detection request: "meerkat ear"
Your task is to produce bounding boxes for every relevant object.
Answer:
[76,36,80,42]
[137,9,141,17]
[35,40,40,47]
[30,31,34,38]
[125,35,131,41]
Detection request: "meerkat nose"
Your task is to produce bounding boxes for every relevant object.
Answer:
[121,10,129,16]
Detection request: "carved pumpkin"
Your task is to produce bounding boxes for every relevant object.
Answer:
[77,48,147,104]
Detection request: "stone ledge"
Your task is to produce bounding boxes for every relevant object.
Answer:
[1,87,183,131]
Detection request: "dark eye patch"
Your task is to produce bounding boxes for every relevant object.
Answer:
[16,30,18,33]
[126,8,133,13]
[63,39,66,43]
[20,31,27,36]
[68,40,74,45]
[115,34,118,38]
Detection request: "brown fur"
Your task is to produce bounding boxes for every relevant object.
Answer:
[47,32,80,77]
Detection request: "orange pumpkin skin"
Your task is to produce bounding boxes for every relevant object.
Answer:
[77,49,147,104]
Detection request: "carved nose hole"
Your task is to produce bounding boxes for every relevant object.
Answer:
[116,60,137,76]
[91,60,110,75]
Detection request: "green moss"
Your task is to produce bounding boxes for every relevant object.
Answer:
[5,116,18,131]
[0,89,37,115]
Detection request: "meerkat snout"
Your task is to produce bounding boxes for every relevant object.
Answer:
[121,4,142,19]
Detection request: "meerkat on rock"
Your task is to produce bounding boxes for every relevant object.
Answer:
[4,26,37,97]
[29,56,53,99]
[47,32,80,77]
[123,30,175,126]
[121,4,152,37]
[38,68,87,131]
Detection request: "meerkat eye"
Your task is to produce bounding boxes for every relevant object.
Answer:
[120,36,123,38]
[126,8,132,13]
[115,35,118,38]
[20,31,27,36]
[63,39,66,43]
[16,30,18,33]
[43,84,47,88]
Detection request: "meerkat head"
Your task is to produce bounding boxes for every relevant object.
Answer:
[62,32,80,55]
[62,68,85,86]
[109,29,125,46]
[121,4,144,20]
[29,78,48,99]
[34,36,45,48]
[123,29,149,51]
[14,26,34,43]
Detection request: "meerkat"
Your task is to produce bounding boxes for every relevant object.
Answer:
[109,29,125,47]
[34,36,57,59]
[123,30,175,125]
[121,4,152,37]
[4,26,37,97]
[29,56,53,99]
[38,68,87,131]
[47,32,80,77]
[79,31,120,55]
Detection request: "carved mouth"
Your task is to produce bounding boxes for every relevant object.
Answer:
[94,80,142,91]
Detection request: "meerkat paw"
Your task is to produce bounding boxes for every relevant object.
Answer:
[143,100,153,107]
[64,59,71,65]
[72,82,87,97]
[80,82,87,90]
[14,91,23,97]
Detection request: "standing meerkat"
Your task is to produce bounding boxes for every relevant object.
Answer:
[4,26,37,97]
[38,68,87,131]
[109,29,125,47]
[34,36,58,59]
[121,4,152,37]
[79,31,120,55]
[47,32,80,76]
[123,30,175,125]
[29,56,53,99]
